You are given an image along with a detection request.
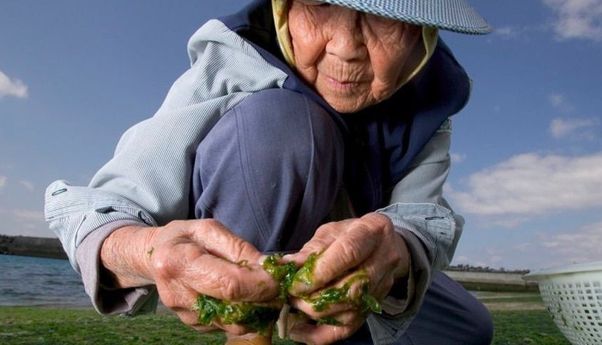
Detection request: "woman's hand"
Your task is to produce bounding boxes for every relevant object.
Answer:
[100,219,279,335]
[283,213,410,344]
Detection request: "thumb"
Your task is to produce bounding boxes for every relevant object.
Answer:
[189,219,264,264]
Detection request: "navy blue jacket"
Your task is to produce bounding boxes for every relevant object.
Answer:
[220,0,471,215]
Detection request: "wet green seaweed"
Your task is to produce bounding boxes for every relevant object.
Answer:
[193,295,278,333]
[305,270,381,314]
[291,252,318,288]
[194,253,381,333]
[262,255,298,299]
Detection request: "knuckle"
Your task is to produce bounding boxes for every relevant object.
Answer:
[161,295,178,309]
[338,240,364,264]
[177,311,198,326]
[316,222,335,236]
[220,276,243,300]
[389,249,403,267]
[189,218,221,235]
[202,218,222,228]
[329,325,352,343]
[151,256,173,279]
[363,213,391,230]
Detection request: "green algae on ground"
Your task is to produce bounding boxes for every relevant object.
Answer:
[193,295,279,333]
[0,306,571,345]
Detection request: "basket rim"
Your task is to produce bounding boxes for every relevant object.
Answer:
[524,261,602,281]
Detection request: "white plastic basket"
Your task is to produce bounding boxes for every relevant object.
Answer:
[525,261,602,345]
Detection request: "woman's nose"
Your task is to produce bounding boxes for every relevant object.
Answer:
[325,9,368,61]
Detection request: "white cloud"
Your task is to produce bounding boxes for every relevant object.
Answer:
[449,152,602,216]
[0,69,28,99]
[0,208,44,222]
[18,180,35,192]
[0,208,51,237]
[548,93,573,112]
[11,209,44,222]
[543,0,602,41]
[494,26,519,39]
[549,93,563,107]
[450,152,467,164]
[549,117,600,139]
[0,176,6,188]
[538,221,602,264]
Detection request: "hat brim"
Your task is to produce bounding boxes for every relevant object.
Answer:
[314,0,492,34]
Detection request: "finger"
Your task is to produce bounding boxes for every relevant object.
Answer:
[317,310,363,326]
[360,233,410,299]
[282,219,358,266]
[187,219,265,264]
[156,277,199,310]
[188,310,252,336]
[226,333,273,344]
[217,322,254,336]
[288,270,371,319]
[175,309,216,332]
[371,273,394,301]
[290,221,378,295]
[282,226,339,266]
[288,315,364,345]
[279,311,310,339]
[289,296,354,319]
[184,253,278,302]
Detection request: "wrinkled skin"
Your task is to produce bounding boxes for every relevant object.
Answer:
[101,220,280,335]
[288,0,422,113]
[283,213,410,344]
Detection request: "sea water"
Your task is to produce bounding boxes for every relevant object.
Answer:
[0,254,90,307]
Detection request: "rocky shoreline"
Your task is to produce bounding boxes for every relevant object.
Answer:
[0,235,67,260]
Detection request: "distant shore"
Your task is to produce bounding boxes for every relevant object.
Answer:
[0,234,538,292]
[0,235,67,260]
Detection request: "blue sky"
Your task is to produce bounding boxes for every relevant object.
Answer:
[1,0,600,271]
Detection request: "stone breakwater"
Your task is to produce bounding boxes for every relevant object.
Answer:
[0,235,67,260]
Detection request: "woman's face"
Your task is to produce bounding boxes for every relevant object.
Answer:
[288,0,422,113]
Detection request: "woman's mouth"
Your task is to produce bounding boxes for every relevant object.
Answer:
[323,75,364,94]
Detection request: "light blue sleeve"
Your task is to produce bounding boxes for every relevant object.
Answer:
[381,118,464,271]
[44,20,288,314]
[367,119,465,345]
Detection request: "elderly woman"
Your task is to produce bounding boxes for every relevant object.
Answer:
[45,0,493,344]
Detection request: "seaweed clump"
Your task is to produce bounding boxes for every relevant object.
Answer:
[261,254,298,300]
[193,295,278,334]
[193,253,381,333]
[306,270,382,315]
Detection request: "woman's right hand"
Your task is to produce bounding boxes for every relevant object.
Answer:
[100,219,279,334]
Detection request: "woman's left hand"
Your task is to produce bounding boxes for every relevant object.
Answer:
[283,213,411,344]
